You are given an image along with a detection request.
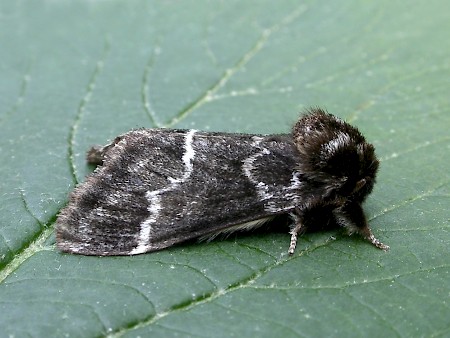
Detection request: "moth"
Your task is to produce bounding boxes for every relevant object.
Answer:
[56,108,389,256]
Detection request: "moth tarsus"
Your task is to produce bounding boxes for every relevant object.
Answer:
[56,107,388,256]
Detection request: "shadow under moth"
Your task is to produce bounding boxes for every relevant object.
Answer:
[56,108,388,256]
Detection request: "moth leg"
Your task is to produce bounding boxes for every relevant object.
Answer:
[334,202,389,251]
[357,225,390,251]
[288,212,305,255]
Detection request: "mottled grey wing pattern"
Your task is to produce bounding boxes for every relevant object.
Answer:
[56,129,302,255]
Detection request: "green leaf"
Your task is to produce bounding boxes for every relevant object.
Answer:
[1,1,449,337]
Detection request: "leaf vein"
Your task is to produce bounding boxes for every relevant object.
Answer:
[165,5,308,128]
[67,38,110,184]
[0,62,31,125]
[370,181,449,222]
[141,39,164,127]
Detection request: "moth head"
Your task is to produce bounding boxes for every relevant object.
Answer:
[293,108,379,201]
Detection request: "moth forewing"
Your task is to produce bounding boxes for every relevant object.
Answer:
[57,130,301,255]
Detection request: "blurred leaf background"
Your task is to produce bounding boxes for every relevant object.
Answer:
[0,1,449,337]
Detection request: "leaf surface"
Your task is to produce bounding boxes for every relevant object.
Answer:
[0,1,449,337]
